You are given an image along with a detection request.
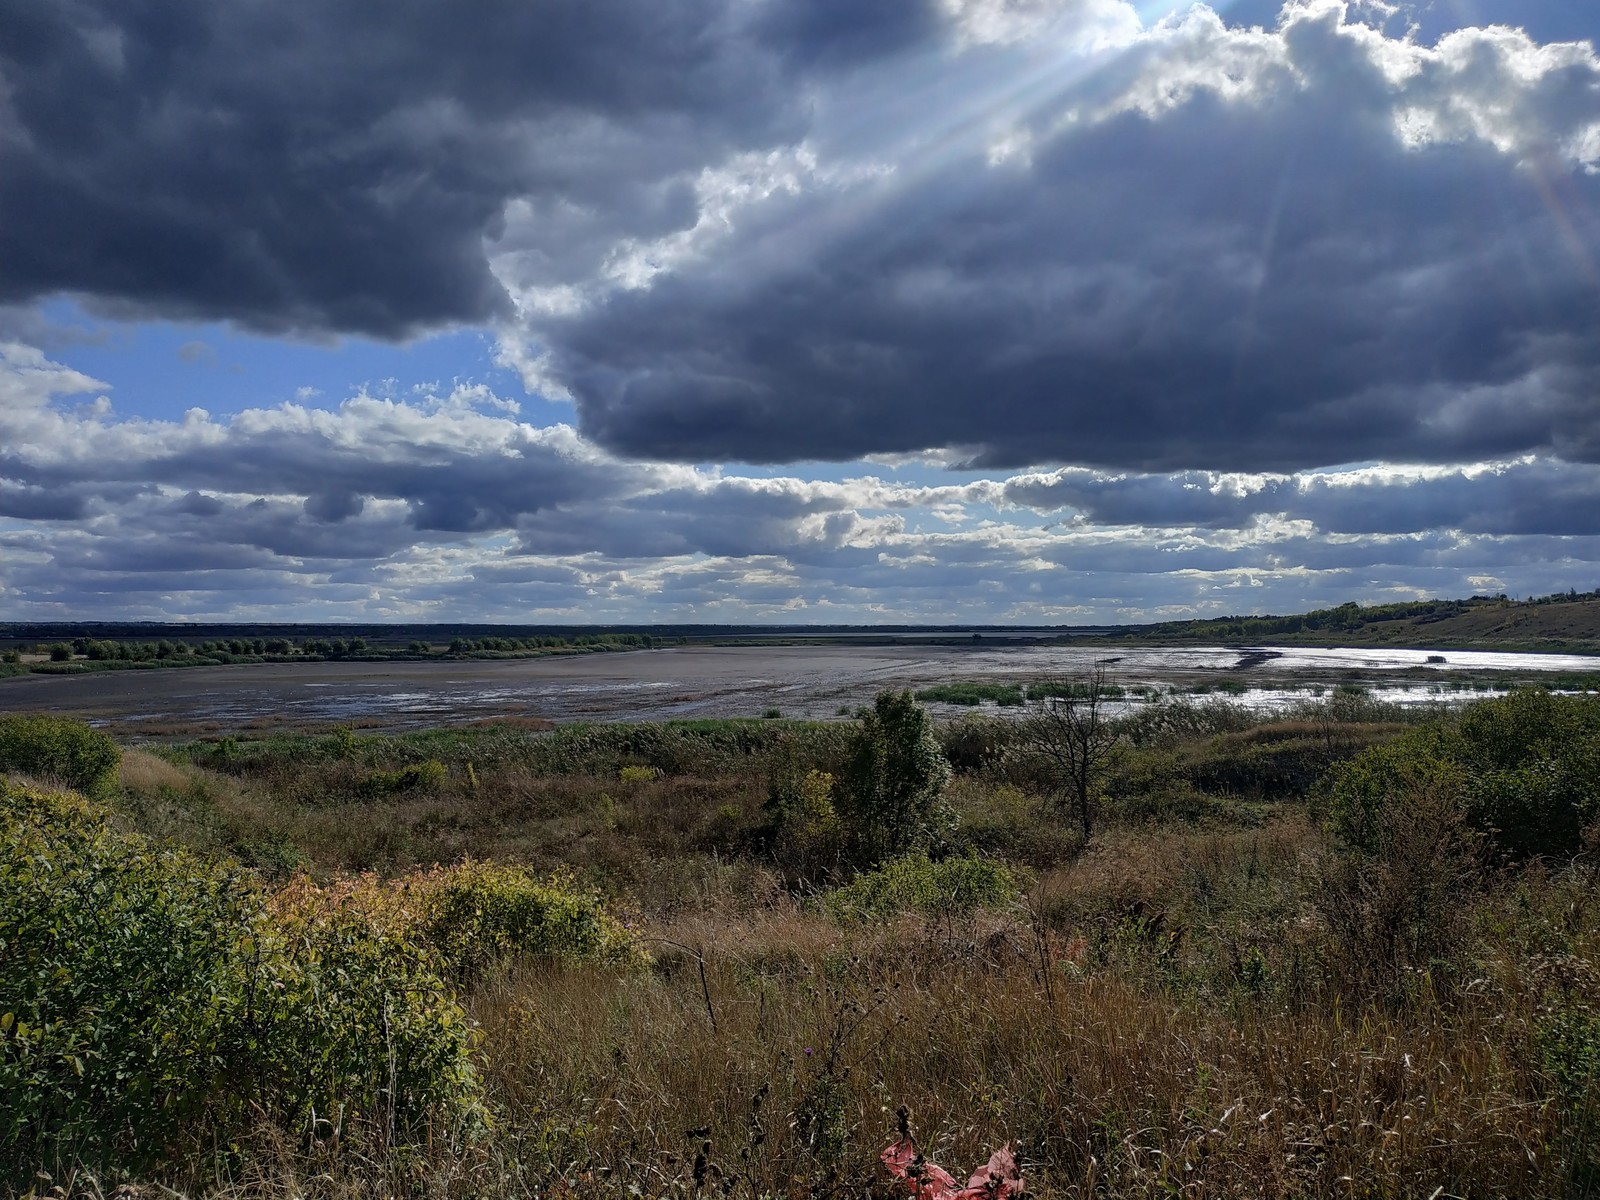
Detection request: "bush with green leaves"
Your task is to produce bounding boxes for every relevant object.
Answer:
[838,691,953,864]
[0,714,120,797]
[0,782,484,1183]
[764,738,843,881]
[415,860,645,983]
[255,875,486,1142]
[1327,689,1600,860]
[825,854,1018,924]
[0,785,252,1180]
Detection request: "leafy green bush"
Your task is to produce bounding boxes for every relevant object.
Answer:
[1452,689,1600,859]
[0,714,120,797]
[0,783,484,1182]
[825,854,1018,924]
[415,861,644,983]
[256,876,485,1141]
[1538,998,1600,1192]
[838,691,953,864]
[1327,690,1600,859]
[0,785,252,1179]
[764,754,842,881]
[938,715,1018,775]
[1315,766,1481,986]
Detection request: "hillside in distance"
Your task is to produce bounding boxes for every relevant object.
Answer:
[4,592,1600,660]
[1111,590,1600,652]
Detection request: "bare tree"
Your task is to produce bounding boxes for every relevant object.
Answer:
[1020,667,1123,839]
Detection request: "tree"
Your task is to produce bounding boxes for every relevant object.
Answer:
[1020,668,1123,839]
[839,690,952,864]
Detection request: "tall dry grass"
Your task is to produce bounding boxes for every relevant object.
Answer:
[454,899,1564,1198]
[87,715,1600,1198]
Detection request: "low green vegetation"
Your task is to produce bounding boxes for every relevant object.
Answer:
[915,682,1026,706]
[1328,687,1600,860]
[0,783,487,1186]
[4,688,1600,1197]
[0,713,121,796]
[416,860,644,983]
[824,853,1018,923]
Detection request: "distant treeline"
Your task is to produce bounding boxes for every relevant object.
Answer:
[0,632,658,676]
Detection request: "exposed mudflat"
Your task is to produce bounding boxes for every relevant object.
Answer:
[3,643,1599,733]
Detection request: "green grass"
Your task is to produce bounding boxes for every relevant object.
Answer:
[915,682,1026,706]
[1027,679,1125,701]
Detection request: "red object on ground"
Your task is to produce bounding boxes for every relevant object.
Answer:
[881,1139,1024,1199]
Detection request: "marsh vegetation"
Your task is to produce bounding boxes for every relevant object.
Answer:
[3,685,1599,1197]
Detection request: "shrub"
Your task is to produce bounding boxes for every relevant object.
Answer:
[1316,768,1482,987]
[0,785,252,1180]
[825,854,1018,924]
[765,755,843,882]
[938,715,1017,776]
[1538,997,1600,1191]
[0,783,484,1182]
[0,714,120,797]
[838,691,953,864]
[1327,690,1600,860]
[1453,689,1600,859]
[413,861,645,983]
[255,876,485,1141]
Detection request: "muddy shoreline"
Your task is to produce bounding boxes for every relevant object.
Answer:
[3,643,1599,735]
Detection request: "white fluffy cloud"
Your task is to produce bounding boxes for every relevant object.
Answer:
[1,342,1596,620]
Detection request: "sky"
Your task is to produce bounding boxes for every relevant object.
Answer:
[1,0,1598,625]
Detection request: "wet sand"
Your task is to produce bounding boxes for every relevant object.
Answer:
[2,643,1598,732]
[0,646,961,730]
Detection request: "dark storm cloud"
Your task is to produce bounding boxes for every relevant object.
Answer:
[0,0,850,336]
[754,0,940,70]
[0,484,89,521]
[171,490,224,517]
[1000,457,1600,536]
[540,5,1600,472]
[8,0,1600,487]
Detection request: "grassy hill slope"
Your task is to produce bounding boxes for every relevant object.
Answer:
[1108,591,1600,653]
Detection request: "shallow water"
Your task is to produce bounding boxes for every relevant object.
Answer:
[1,642,1595,730]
